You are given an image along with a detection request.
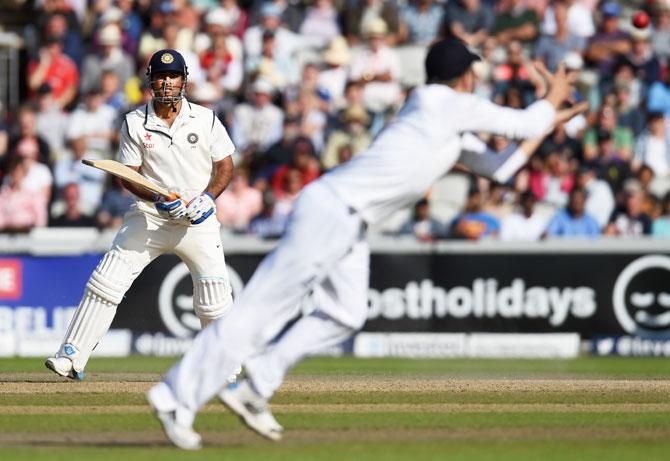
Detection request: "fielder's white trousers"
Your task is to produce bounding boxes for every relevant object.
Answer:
[163,180,370,422]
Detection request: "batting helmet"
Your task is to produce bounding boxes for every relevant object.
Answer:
[146,49,189,104]
[425,38,480,84]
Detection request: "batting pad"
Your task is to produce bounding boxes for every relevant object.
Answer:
[193,276,232,321]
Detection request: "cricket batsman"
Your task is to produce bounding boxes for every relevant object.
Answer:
[45,49,236,380]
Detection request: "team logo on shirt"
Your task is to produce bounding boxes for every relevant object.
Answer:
[160,53,174,64]
[187,133,199,144]
[142,132,155,149]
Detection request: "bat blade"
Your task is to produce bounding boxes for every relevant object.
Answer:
[82,159,174,199]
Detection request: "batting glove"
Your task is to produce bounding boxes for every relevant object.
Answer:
[155,195,188,221]
[186,192,216,225]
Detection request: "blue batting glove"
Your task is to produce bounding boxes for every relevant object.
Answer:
[186,192,216,224]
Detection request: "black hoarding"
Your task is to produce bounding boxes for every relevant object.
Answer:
[112,251,670,341]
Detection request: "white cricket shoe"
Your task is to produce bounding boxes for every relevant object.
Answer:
[219,379,283,441]
[44,356,85,380]
[147,384,202,450]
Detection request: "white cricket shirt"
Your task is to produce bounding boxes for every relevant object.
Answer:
[119,100,235,217]
[323,84,555,224]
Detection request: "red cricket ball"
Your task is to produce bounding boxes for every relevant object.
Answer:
[632,11,650,29]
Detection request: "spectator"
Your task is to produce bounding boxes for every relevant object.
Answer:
[584,2,630,75]
[66,87,117,159]
[0,157,49,232]
[49,183,97,227]
[398,0,444,46]
[627,27,661,88]
[200,32,244,93]
[100,70,128,114]
[652,191,670,237]
[322,105,372,170]
[533,0,586,72]
[614,82,644,137]
[646,70,670,118]
[6,105,52,171]
[231,79,284,152]
[249,0,303,33]
[246,30,299,90]
[216,168,263,232]
[80,24,135,95]
[576,163,615,229]
[583,105,633,162]
[53,136,106,216]
[397,198,445,241]
[263,116,303,168]
[343,0,400,46]
[194,7,244,61]
[650,1,670,64]
[633,112,670,177]
[27,35,79,109]
[44,11,83,67]
[605,179,652,236]
[529,144,574,207]
[95,177,134,229]
[299,0,341,49]
[448,189,500,240]
[544,187,601,238]
[114,0,143,57]
[540,0,595,39]
[34,84,68,161]
[500,191,547,241]
[11,138,53,204]
[244,2,303,68]
[249,190,289,239]
[492,0,540,45]
[271,138,320,196]
[349,18,402,115]
[592,129,633,194]
[318,37,352,110]
[445,0,494,48]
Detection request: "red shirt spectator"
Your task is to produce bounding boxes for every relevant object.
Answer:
[271,138,321,197]
[27,36,79,109]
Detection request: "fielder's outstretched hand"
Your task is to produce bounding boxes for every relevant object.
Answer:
[536,62,575,109]
[555,101,590,125]
[186,192,216,225]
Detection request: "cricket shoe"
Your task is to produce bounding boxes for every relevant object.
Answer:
[219,378,283,441]
[44,356,85,380]
[147,383,202,450]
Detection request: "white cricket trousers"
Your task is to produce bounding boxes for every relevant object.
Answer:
[164,180,370,422]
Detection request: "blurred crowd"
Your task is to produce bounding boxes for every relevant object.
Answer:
[1,0,670,240]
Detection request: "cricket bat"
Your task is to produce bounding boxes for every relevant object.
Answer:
[82,159,176,199]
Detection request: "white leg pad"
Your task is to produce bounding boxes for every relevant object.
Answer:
[57,250,134,371]
[193,276,232,321]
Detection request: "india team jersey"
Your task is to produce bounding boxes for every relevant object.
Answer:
[119,101,235,217]
[323,84,556,224]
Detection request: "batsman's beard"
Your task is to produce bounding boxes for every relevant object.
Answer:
[152,79,186,110]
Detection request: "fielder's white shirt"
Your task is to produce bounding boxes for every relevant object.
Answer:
[119,100,235,217]
[324,85,555,224]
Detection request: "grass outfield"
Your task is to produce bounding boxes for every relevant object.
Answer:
[1,356,670,460]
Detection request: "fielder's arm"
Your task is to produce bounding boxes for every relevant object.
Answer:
[203,156,234,198]
[457,102,589,183]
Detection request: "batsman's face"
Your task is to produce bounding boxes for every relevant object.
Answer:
[151,71,185,98]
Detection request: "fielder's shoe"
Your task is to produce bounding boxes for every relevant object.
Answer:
[147,384,202,450]
[44,356,85,380]
[219,378,283,441]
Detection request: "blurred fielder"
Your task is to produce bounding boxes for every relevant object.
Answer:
[148,38,586,449]
[45,49,235,380]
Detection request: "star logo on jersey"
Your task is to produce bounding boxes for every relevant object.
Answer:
[144,133,152,141]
